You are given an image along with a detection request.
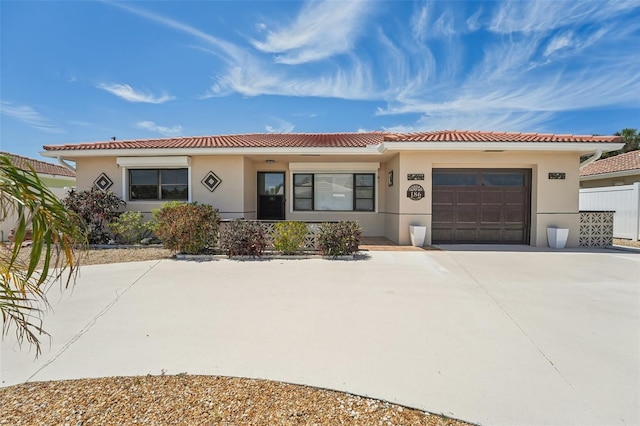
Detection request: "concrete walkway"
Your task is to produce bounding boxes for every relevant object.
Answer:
[2,249,639,425]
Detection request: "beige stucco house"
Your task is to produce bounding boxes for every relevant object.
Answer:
[41,130,622,247]
[580,150,640,188]
[1,152,76,242]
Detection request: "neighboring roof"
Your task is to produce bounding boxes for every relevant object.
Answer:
[580,150,640,177]
[1,152,76,177]
[43,130,622,152]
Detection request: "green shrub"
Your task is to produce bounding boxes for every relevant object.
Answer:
[272,221,308,254]
[153,202,220,254]
[108,211,152,244]
[317,221,362,257]
[63,188,125,244]
[221,220,266,257]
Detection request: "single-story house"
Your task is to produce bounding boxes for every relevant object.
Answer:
[579,150,640,242]
[580,150,640,188]
[41,130,623,247]
[1,151,76,242]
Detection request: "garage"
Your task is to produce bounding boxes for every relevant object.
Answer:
[432,169,531,244]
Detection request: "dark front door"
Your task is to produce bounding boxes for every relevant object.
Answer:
[257,172,285,220]
[432,169,531,244]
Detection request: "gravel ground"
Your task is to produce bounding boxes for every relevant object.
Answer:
[613,238,640,248]
[2,246,471,425]
[0,376,469,425]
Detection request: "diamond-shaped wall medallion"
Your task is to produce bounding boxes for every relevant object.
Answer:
[94,173,113,191]
[202,171,222,192]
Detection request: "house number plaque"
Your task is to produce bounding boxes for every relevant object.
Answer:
[407,184,425,201]
[548,172,566,180]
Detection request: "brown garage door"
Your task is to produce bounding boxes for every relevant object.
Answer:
[432,169,531,244]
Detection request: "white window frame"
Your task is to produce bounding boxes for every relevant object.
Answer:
[288,162,379,213]
[117,156,192,202]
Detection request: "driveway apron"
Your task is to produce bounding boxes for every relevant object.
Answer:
[2,250,638,426]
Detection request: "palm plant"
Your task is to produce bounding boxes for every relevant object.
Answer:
[0,154,86,356]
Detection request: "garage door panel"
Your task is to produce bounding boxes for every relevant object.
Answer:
[504,209,526,224]
[454,228,478,242]
[480,211,502,224]
[478,228,504,242]
[502,228,527,242]
[432,169,531,244]
[457,191,479,205]
[433,210,454,224]
[481,191,503,205]
[432,228,453,242]
[433,190,454,205]
[456,210,478,223]
[505,191,525,204]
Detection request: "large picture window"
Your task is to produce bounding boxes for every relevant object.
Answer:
[129,169,188,201]
[293,173,375,212]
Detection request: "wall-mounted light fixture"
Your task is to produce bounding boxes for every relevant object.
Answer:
[266,159,275,164]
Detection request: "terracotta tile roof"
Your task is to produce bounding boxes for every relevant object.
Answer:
[43,133,387,151]
[580,150,640,177]
[42,130,621,152]
[1,152,76,177]
[384,130,621,143]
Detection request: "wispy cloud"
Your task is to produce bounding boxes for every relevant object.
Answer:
[489,0,640,34]
[96,83,174,104]
[376,0,640,131]
[110,0,640,132]
[265,117,295,133]
[251,0,372,64]
[0,101,66,134]
[136,120,183,136]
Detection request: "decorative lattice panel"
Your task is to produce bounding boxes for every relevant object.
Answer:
[217,220,333,252]
[579,211,614,247]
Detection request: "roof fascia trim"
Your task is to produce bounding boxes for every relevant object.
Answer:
[377,142,625,153]
[41,147,382,158]
[580,169,640,181]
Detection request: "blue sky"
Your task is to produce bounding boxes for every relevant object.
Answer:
[1,0,639,159]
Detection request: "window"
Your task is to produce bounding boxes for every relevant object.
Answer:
[129,169,188,201]
[293,173,375,212]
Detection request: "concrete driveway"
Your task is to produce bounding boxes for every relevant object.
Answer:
[2,248,638,425]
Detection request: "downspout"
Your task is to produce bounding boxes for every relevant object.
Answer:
[579,148,603,169]
[56,157,76,173]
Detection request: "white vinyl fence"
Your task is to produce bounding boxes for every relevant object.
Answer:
[579,182,640,241]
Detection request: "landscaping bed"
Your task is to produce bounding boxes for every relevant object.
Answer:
[0,375,469,425]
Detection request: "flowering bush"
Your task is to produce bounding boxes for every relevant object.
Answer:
[317,221,362,256]
[220,220,266,257]
[272,221,308,254]
[63,188,125,244]
[153,202,220,254]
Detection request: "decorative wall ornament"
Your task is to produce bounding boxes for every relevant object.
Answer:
[388,171,393,187]
[579,211,614,247]
[93,173,113,191]
[407,184,425,201]
[202,171,222,192]
[407,173,425,181]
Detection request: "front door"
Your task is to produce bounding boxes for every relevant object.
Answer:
[257,172,285,220]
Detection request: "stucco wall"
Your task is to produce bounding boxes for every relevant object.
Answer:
[393,151,581,247]
[0,175,75,242]
[580,173,640,188]
[382,155,401,242]
[190,156,245,219]
[70,151,584,247]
